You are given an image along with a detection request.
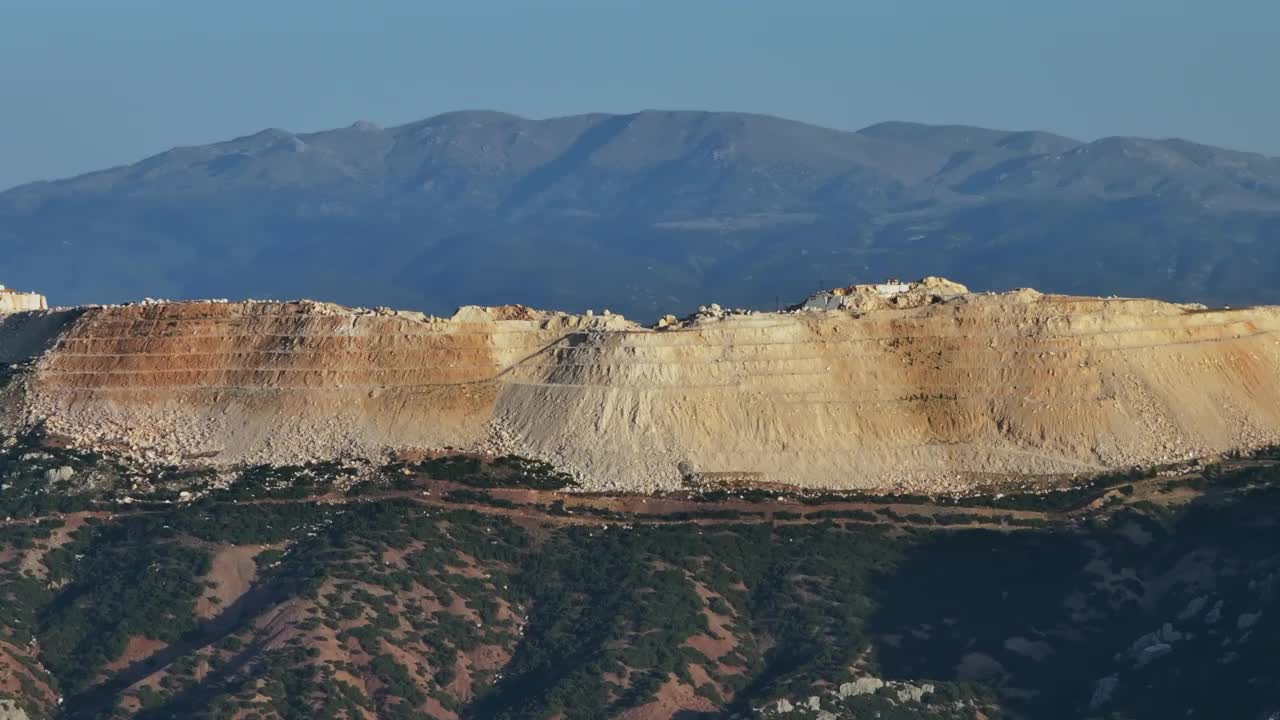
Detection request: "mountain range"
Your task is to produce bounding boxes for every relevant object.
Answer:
[3,110,1280,316]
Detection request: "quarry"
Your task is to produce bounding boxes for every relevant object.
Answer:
[0,285,46,314]
[4,277,1280,493]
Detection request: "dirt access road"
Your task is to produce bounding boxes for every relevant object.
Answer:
[12,456,1253,535]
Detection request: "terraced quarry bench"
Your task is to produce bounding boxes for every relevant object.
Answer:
[5,283,1280,493]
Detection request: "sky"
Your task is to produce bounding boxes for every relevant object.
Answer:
[1,0,1276,190]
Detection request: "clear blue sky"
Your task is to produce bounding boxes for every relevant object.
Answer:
[1,0,1275,190]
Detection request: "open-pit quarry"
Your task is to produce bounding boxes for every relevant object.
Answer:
[4,278,1280,493]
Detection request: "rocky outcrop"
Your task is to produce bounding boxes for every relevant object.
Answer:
[837,678,884,697]
[7,280,1280,492]
[762,677,939,718]
[0,699,30,720]
[0,286,46,314]
[799,276,970,312]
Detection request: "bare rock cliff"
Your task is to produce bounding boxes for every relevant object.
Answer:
[5,281,1280,492]
[0,285,47,314]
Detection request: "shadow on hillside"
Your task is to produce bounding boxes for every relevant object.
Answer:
[864,528,1099,719]
[64,579,293,719]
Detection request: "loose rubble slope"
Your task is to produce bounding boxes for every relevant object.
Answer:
[5,279,1280,492]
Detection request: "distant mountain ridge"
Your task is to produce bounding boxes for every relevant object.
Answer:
[3,110,1279,317]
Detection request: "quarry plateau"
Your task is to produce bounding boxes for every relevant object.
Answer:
[4,277,1280,493]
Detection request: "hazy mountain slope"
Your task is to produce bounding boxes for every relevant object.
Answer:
[2,110,1279,316]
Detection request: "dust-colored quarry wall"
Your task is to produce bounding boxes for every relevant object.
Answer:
[6,287,1280,492]
[0,287,47,314]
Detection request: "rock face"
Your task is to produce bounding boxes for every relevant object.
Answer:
[6,280,1280,492]
[0,286,47,314]
[799,276,971,312]
[0,699,31,720]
